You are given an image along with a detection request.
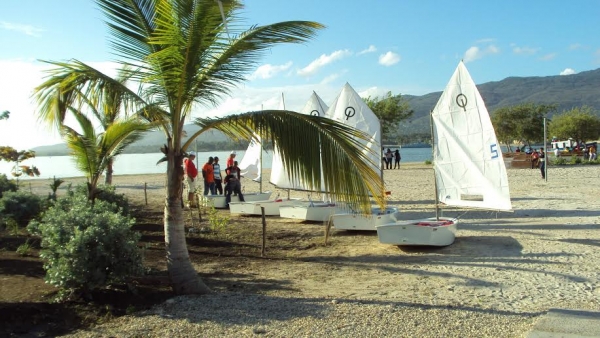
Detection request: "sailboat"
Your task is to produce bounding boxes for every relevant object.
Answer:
[376,61,512,246]
[279,83,398,222]
[229,92,326,216]
[201,130,271,209]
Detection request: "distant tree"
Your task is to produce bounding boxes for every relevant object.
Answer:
[364,92,413,141]
[549,106,600,143]
[491,103,557,151]
[0,111,39,182]
[0,147,39,183]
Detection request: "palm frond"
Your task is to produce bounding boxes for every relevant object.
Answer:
[194,110,384,213]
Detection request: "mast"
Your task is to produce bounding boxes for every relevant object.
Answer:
[429,110,440,220]
[259,104,263,193]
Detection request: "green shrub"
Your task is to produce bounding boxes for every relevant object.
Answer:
[424,160,432,165]
[569,156,582,165]
[27,195,143,297]
[73,184,130,215]
[0,191,43,227]
[553,157,567,165]
[0,174,17,198]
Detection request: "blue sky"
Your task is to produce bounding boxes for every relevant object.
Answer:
[1,0,599,149]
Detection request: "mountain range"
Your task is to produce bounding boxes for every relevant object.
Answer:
[32,68,600,156]
[398,67,600,140]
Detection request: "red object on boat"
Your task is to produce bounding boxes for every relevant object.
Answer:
[417,220,454,227]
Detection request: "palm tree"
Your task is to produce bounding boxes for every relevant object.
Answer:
[35,0,384,295]
[35,62,152,200]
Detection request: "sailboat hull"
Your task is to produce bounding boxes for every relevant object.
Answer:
[229,198,302,216]
[201,192,272,209]
[332,207,401,231]
[376,217,458,246]
[279,203,348,222]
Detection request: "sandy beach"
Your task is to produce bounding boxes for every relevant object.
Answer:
[28,163,600,337]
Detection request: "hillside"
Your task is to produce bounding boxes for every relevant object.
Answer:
[398,68,600,140]
[32,68,600,155]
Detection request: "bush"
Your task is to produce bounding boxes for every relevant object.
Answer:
[72,184,130,215]
[569,156,582,165]
[27,194,143,297]
[0,174,17,198]
[424,160,432,165]
[0,191,43,227]
[553,157,567,165]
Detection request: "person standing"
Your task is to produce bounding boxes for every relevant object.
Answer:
[589,144,597,161]
[538,148,546,179]
[213,156,223,195]
[393,149,401,169]
[183,152,198,207]
[201,156,215,195]
[225,160,244,207]
[385,148,393,169]
[226,151,236,169]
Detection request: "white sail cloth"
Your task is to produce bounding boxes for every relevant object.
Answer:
[432,61,512,211]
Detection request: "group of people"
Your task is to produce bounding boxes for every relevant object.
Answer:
[382,148,401,169]
[183,150,245,207]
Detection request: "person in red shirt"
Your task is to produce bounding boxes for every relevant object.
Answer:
[226,151,236,169]
[183,152,198,206]
[201,156,215,195]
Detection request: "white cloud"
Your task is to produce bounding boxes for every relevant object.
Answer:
[358,45,377,55]
[463,45,499,63]
[297,49,352,77]
[248,61,292,80]
[0,21,44,37]
[569,43,583,50]
[560,68,576,76]
[0,59,122,150]
[512,46,538,55]
[378,51,400,66]
[539,53,557,61]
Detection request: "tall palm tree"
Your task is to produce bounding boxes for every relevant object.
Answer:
[35,0,385,295]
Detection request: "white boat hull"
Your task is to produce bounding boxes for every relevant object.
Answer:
[279,202,348,222]
[229,198,302,216]
[376,217,458,246]
[332,207,401,231]
[201,192,272,209]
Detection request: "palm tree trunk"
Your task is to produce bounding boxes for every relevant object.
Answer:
[104,159,114,185]
[164,151,211,294]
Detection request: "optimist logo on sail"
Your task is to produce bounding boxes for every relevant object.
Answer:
[344,106,356,120]
[456,94,468,112]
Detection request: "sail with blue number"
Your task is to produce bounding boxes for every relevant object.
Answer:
[432,61,512,211]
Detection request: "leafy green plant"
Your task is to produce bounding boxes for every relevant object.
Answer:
[48,176,65,200]
[553,157,567,165]
[203,200,229,234]
[27,195,143,299]
[0,174,18,198]
[3,218,19,235]
[16,239,33,256]
[0,191,43,227]
[424,160,432,165]
[569,156,582,165]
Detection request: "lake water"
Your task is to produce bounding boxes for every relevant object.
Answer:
[0,148,433,180]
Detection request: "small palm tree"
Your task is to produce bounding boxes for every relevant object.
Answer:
[34,0,384,295]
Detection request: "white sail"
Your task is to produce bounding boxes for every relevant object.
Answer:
[239,134,261,182]
[432,61,512,211]
[328,83,382,175]
[269,91,329,190]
